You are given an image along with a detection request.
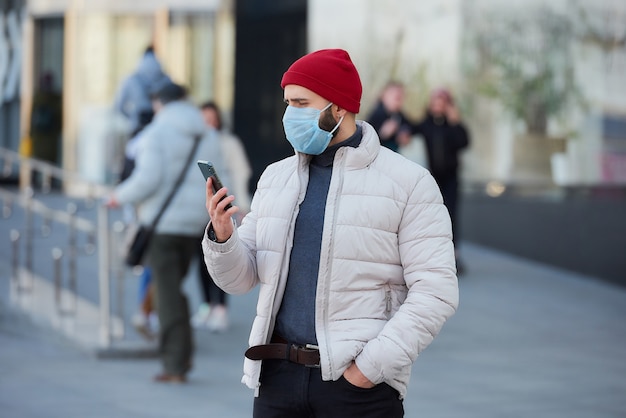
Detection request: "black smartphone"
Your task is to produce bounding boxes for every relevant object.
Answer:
[197,160,233,210]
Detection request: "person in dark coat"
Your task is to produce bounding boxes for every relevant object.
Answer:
[412,88,470,273]
[366,81,413,152]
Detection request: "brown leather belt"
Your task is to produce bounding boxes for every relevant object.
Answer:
[245,334,320,368]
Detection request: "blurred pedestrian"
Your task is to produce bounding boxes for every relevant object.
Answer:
[115,68,159,341]
[114,45,171,137]
[191,101,252,332]
[412,88,470,274]
[199,101,252,216]
[202,49,458,416]
[113,45,170,181]
[366,81,413,152]
[107,82,229,383]
[119,110,154,183]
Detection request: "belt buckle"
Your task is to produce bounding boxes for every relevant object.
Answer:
[304,344,320,368]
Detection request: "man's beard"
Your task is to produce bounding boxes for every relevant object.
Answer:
[318,106,339,136]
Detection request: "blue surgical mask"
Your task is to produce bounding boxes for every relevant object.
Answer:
[282,103,344,155]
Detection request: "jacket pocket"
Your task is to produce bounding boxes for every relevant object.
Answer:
[384,284,392,317]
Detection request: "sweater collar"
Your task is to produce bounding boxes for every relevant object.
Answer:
[311,125,363,167]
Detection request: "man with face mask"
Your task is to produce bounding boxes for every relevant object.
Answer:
[202,49,458,417]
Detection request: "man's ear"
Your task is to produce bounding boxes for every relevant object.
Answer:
[334,105,347,119]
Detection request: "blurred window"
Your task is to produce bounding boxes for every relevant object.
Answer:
[167,11,215,103]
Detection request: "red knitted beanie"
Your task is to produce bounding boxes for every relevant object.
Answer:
[281,49,362,114]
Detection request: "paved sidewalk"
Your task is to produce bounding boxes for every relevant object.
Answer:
[1,190,625,417]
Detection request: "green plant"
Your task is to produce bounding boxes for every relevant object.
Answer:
[464,7,584,136]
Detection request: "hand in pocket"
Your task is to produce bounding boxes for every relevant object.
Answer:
[342,361,375,389]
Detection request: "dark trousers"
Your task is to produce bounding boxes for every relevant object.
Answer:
[253,360,404,418]
[196,241,227,306]
[436,175,460,247]
[147,234,197,375]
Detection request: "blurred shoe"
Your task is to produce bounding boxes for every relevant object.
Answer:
[132,312,155,340]
[191,303,211,328]
[153,373,186,384]
[207,305,229,333]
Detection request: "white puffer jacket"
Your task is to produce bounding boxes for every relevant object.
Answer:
[203,121,458,399]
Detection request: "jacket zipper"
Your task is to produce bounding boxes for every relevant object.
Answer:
[318,149,347,377]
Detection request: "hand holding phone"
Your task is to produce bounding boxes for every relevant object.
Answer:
[197,160,233,210]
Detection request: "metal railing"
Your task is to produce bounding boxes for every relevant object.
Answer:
[1,147,111,199]
[1,146,127,348]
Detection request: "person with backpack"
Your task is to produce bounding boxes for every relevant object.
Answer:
[113,46,171,340]
[107,82,230,383]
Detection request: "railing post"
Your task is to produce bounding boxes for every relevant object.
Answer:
[66,202,78,315]
[10,229,20,287]
[85,229,96,255]
[41,208,51,237]
[85,183,95,209]
[22,187,34,293]
[52,247,63,313]
[97,203,111,347]
[2,193,12,218]
[113,220,127,340]
[41,167,51,194]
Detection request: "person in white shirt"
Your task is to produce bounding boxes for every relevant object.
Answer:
[192,101,252,332]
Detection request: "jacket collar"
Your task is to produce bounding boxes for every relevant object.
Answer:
[343,121,381,169]
[297,121,381,170]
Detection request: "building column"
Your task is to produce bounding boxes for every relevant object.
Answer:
[214,0,235,116]
[19,12,34,189]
